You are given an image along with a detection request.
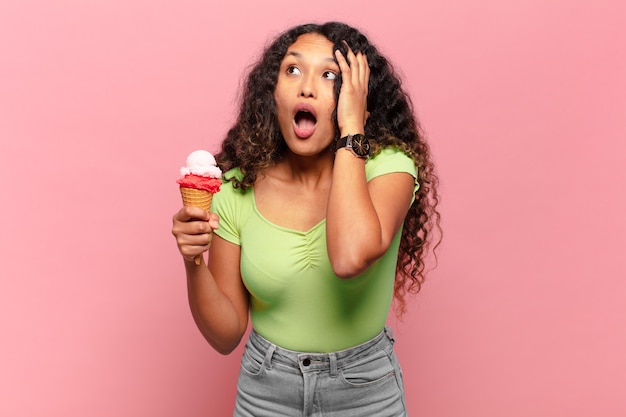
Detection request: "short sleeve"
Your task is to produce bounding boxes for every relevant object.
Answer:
[365,148,419,194]
[211,168,251,246]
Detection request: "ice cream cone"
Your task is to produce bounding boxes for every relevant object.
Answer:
[180,187,214,265]
[177,150,222,265]
[180,187,214,212]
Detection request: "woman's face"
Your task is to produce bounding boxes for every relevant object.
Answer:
[274,33,339,157]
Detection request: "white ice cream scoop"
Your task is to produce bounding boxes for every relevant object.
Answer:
[180,150,222,178]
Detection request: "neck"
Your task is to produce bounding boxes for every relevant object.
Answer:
[273,151,334,190]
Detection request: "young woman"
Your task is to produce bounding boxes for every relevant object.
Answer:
[172,22,440,416]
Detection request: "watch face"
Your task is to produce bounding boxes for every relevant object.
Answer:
[351,135,371,157]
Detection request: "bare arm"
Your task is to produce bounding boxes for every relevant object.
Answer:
[172,207,249,354]
[327,162,414,278]
[326,43,415,278]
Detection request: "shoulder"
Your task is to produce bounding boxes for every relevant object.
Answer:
[213,167,253,208]
[217,168,250,194]
[365,147,417,182]
[223,167,245,183]
[212,167,254,244]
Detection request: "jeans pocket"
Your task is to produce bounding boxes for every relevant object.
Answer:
[240,344,265,376]
[340,349,396,387]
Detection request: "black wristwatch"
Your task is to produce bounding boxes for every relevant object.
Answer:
[335,134,371,159]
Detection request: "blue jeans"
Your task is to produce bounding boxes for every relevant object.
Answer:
[234,327,408,416]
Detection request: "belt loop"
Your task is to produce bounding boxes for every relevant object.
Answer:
[329,353,338,378]
[264,343,277,370]
[384,326,396,345]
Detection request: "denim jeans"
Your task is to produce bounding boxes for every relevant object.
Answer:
[234,327,408,416]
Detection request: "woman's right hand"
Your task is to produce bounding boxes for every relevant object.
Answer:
[171,207,220,263]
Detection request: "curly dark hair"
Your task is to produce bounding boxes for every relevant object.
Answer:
[216,22,441,315]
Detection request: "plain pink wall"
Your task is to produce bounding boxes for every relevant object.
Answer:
[1,0,625,416]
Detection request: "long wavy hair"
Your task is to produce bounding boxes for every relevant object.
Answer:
[216,22,441,315]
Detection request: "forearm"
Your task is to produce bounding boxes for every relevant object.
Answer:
[185,261,246,354]
[326,149,384,278]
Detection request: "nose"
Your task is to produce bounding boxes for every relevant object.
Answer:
[299,74,316,98]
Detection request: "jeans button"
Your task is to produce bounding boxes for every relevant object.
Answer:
[302,358,311,366]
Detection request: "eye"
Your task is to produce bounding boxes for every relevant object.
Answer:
[323,71,337,80]
[286,65,301,75]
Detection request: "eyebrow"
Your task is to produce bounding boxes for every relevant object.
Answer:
[285,51,337,64]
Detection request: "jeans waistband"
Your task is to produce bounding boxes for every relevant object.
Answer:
[248,327,396,377]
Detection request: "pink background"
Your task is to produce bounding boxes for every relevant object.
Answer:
[1,0,625,416]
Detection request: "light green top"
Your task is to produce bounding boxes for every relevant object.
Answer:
[212,148,418,352]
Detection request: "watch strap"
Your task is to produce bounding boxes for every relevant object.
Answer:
[335,134,370,158]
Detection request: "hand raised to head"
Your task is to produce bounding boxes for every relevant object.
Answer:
[335,42,370,137]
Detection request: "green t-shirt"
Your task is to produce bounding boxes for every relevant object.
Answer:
[212,148,418,352]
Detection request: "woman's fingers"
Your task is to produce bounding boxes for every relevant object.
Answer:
[335,42,370,134]
[172,208,219,261]
[339,43,368,91]
[360,53,369,93]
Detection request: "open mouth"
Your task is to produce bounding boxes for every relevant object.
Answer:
[295,110,317,129]
[293,104,317,138]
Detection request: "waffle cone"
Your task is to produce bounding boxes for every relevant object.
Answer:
[180,187,214,212]
[179,187,214,265]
